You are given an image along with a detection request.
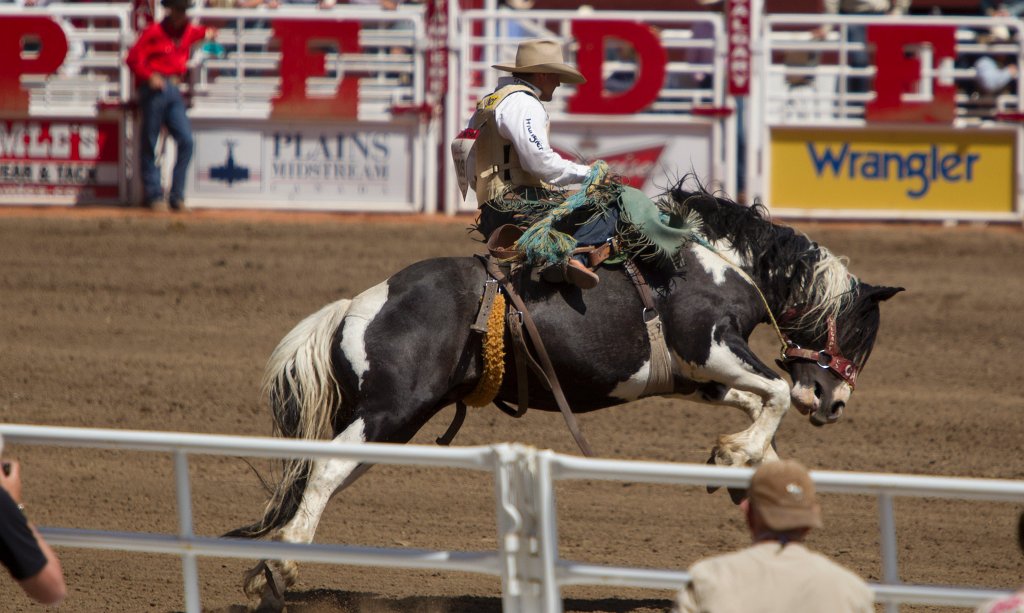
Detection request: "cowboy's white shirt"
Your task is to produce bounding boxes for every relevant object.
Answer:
[476,77,591,187]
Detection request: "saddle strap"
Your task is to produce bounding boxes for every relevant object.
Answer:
[623,260,675,396]
[506,310,530,417]
[483,257,596,457]
[471,278,500,333]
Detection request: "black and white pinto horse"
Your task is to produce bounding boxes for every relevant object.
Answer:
[227,186,901,605]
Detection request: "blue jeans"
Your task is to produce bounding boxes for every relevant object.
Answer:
[138,82,194,203]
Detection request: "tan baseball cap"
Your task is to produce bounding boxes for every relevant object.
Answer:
[749,460,823,531]
[492,39,586,84]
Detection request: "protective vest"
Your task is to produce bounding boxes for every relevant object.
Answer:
[471,84,545,202]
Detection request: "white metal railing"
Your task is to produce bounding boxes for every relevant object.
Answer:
[187,5,427,121]
[0,423,1019,613]
[457,9,729,120]
[761,14,1024,126]
[0,4,134,117]
[449,8,737,212]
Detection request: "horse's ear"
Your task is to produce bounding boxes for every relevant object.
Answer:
[869,285,904,303]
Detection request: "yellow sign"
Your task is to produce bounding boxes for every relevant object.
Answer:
[770,128,1016,212]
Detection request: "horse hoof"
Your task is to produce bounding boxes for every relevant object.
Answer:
[243,560,288,611]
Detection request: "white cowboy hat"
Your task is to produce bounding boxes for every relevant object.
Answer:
[492,39,586,84]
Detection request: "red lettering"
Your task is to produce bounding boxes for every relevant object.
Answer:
[728,0,752,95]
[0,17,69,114]
[567,20,666,115]
[865,25,957,124]
[270,20,362,120]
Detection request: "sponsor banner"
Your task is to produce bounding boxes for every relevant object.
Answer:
[553,122,714,196]
[770,128,1015,213]
[0,119,121,201]
[458,121,714,211]
[190,122,416,211]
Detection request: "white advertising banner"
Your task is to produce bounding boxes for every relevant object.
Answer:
[553,122,715,195]
[188,121,418,212]
[456,121,715,212]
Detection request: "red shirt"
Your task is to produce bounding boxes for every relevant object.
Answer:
[126,19,208,81]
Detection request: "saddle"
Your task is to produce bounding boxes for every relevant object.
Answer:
[436,241,676,457]
[485,224,612,289]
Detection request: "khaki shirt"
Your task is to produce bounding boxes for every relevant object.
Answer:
[675,541,874,613]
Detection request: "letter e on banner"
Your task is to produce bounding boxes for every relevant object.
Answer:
[0,17,69,114]
[568,20,666,115]
[271,20,361,120]
[865,25,957,123]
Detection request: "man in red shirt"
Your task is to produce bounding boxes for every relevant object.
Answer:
[126,0,210,210]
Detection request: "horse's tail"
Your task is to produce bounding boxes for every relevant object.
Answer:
[224,298,351,539]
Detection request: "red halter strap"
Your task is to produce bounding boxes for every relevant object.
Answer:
[781,315,859,388]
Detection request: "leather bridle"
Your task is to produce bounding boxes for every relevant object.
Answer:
[779,314,859,388]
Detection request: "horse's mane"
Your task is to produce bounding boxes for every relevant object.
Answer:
[665,180,869,361]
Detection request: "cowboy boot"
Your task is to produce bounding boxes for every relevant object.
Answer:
[564,259,600,289]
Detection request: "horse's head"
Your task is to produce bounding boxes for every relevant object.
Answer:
[778,283,903,426]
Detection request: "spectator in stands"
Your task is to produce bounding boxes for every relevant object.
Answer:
[456,38,605,289]
[815,0,911,93]
[983,0,1024,19]
[126,0,213,211]
[673,460,874,613]
[205,0,264,8]
[345,0,402,9]
[0,436,67,606]
[500,0,534,40]
[975,510,1024,613]
[973,25,1019,97]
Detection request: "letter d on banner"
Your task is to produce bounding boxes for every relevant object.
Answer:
[0,17,69,113]
[568,21,666,115]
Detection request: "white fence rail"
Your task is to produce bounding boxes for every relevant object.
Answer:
[0,424,1018,612]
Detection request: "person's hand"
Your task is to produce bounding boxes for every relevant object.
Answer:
[0,460,24,505]
[811,25,831,40]
[149,73,166,91]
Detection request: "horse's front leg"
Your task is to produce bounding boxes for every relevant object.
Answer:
[710,378,789,466]
[682,384,781,463]
[678,339,790,467]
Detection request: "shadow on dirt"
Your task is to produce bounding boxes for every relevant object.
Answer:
[205,588,673,612]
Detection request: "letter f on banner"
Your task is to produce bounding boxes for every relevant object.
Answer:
[0,17,69,114]
[568,20,666,115]
[865,25,957,123]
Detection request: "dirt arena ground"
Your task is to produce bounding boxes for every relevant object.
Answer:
[0,207,1021,612]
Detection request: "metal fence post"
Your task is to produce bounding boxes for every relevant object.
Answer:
[174,450,201,613]
[879,492,900,613]
[533,449,563,613]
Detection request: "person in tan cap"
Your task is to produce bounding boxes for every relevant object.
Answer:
[974,509,1024,613]
[452,38,605,289]
[674,460,874,613]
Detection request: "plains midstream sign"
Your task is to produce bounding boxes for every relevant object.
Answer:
[770,128,1016,215]
[187,121,418,212]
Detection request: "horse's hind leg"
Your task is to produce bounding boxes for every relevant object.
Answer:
[243,418,371,608]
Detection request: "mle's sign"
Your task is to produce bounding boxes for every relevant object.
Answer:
[0,120,121,200]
